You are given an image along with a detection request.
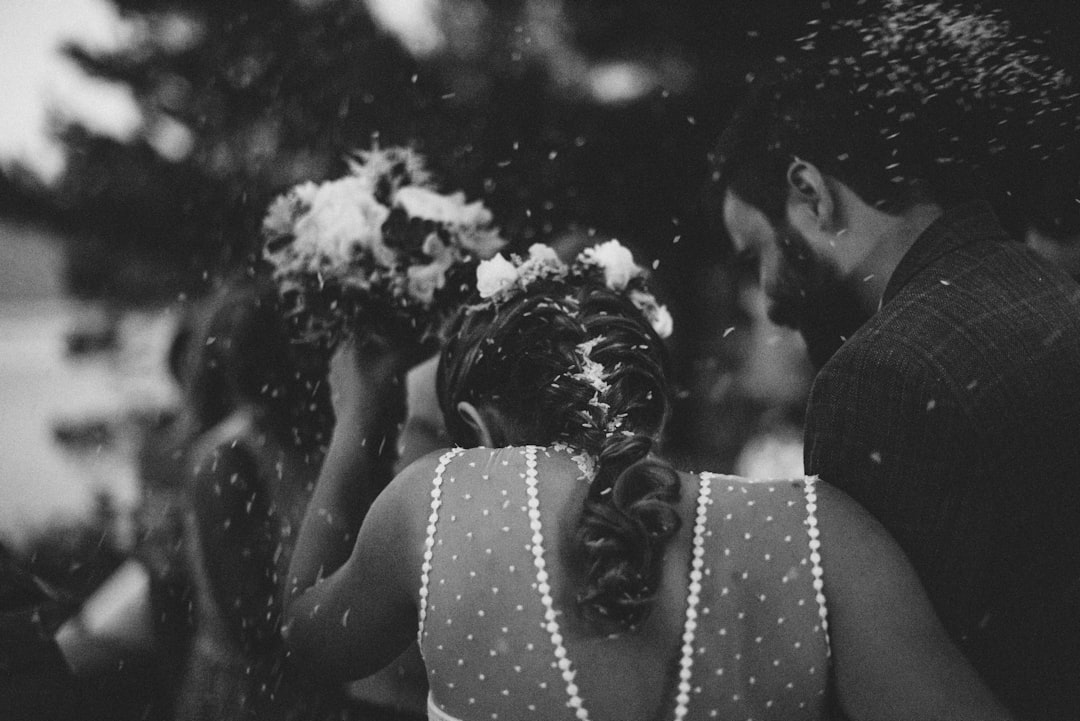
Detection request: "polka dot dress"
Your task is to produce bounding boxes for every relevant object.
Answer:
[418,447,830,721]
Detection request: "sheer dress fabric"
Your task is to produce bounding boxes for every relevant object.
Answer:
[418,446,830,721]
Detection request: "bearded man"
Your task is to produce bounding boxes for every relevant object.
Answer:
[713,27,1080,720]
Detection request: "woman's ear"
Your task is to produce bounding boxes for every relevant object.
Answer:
[456,401,496,448]
[785,159,838,234]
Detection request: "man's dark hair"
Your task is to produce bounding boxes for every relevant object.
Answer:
[712,59,978,224]
[714,2,1080,228]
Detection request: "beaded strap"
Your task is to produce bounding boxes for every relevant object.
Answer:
[417,448,464,646]
[801,475,831,655]
[673,473,713,720]
[524,446,591,721]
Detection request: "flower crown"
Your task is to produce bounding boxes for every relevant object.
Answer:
[474,239,673,339]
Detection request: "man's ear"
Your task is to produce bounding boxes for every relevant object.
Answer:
[456,401,496,448]
[785,159,837,232]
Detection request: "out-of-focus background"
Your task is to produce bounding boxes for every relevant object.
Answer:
[4,0,1079,554]
[2,5,1079,707]
[0,0,821,555]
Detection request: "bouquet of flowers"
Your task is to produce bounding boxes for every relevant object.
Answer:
[262,147,507,352]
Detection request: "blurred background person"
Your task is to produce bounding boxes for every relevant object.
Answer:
[172,273,340,720]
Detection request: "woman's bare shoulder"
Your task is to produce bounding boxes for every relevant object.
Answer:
[379,447,458,508]
[812,479,898,555]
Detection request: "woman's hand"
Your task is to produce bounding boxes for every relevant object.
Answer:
[328,334,411,430]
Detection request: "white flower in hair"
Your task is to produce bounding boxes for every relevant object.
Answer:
[476,253,519,299]
[579,239,642,290]
[475,243,567,300]
[629,289,674,339]
[651,304,674,339]
[517,243,567,285]
[527,243,559,264]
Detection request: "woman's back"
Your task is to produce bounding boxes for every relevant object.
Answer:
[418,446,828,721]
[285,241,1014,721]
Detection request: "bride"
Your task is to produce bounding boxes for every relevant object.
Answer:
[283,242,1011,721]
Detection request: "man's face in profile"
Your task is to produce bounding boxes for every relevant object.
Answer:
[721,190,848,332]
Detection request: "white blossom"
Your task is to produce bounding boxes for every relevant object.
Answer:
[528,243,560,264]
[476,253,519,299]
[629,289,674,339]
[580,239,641,290]
[262,194,299,239]
[406,260,449,305]
[516,243,567,286]
[648,303,674,339]
[291,180,321,207]
[292,176,390,266]
[395,187,493,228]
[405,234,455,305]
[457,227,507,259]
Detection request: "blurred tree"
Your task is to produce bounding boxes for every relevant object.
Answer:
[42,0,439,304]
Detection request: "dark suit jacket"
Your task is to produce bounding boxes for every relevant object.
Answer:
[804,201,1080,720]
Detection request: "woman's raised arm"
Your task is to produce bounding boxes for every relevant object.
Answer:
[282,339,434,681]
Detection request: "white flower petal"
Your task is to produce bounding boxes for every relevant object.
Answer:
[476,254,519,299]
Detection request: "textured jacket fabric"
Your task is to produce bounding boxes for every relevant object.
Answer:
[804,201,1080,719]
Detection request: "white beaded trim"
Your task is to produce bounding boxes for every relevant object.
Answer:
[417,448,464,646]
[523,445,591,721]
[801,475,832,656]
[673,473,713,721]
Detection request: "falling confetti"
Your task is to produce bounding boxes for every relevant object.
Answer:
[789,0,1080,206]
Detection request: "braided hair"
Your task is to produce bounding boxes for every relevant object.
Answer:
[438,273,680,631]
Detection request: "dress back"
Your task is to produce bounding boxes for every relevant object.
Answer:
[418,446,830,721]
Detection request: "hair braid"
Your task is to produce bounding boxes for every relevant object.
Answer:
[570,291,681,631]
[438,279,679,631]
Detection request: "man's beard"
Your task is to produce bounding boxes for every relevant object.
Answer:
[765,224,870,369]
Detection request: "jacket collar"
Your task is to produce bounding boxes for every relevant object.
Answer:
[881,200,1007,306]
